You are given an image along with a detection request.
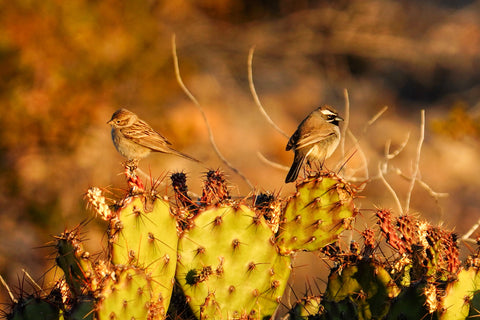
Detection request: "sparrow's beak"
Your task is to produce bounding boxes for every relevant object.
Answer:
[336,115,344,122]
[107,119,113,125]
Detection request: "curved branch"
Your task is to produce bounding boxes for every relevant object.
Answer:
[340,88,350,159]
[256,151,289,171]
[404,110,425,213]
[248,47,289,139]
[171,35,254,190]
[378,161,403,215]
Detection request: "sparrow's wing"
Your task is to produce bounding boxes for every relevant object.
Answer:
[122,120,200,162]
[121,119,172,149]
[286,130,300,151]
[295,127,337,150]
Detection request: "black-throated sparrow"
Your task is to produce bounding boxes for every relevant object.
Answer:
[285,105,343,183]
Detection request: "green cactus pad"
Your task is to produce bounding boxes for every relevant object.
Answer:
[55,229,93,297]
[324,261,400,320]
[108,196,178,316]
[469,289,480,318]
[8,296,61,320]
[320,299,358,320]
[277,173,356,254]
[439,268,480,320]
[290,296,322,320]
[177,205,292,320]
[386,283,432,320]
[67,296,94,320]
[96,267,158,320]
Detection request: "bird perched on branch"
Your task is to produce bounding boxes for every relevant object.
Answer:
[107,108,199,163]
[285,105,343,183]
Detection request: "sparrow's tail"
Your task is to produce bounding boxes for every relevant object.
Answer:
[285,152,305,183]
[170,147,201,163]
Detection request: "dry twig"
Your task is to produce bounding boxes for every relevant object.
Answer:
[392,167,448,200]
[256,151,289,171]
[404,110,425,213]
[385,133,410,160]
[366,106,388,129]
[378,161,403,215]
[340,88,350,159]
[341,106,388,181]
[171,35,253,189]
[462,220,480,243]
[378,110,445,214]
[343,130,369,181]
[248,47,289,139]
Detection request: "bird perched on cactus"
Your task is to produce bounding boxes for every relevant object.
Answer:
[107,108,199,163]
[285,105,343,183]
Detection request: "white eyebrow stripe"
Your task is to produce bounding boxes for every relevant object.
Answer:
[320,109,336,116]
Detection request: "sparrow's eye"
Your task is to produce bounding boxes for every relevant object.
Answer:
[116,120,121,124]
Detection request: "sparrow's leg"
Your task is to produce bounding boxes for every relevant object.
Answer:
[123,160,144,193]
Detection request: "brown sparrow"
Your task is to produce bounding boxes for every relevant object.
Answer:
[107,109,199,163]
[285,105,343,183]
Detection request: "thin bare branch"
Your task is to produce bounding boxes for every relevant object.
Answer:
[366,106,388,129]
[392,167,448,200]
[378,162,403,215]
[405,110,425,213]
[171,35,254,189]
[415,177,448,199]
[340,88,350,159]
[345,129,369,181]
[248,47,289,138]
[256,151,289,171]
[462,237,477,244]
[341,106,388,181]
[0,275,17,303]
[385,133,411,160]
[462,218,480,242]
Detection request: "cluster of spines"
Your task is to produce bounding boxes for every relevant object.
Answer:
[376,209,460,281]
[200,169,231,206]
[254,192,282,233]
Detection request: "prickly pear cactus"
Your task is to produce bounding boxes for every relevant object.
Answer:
[176,205,292,319]
[55,229,94,296]
[386,283,431,320]
[8,296,61,320]
[324,261,400,320]
[469,290,480,318]
[276,172,356,254]
[68,296,95,320]
[108,195,178,317]
[290,296,322,320]
[376,210,460,283]
[439,267,480,320]
[53,229,95,320]
[96,266,156,320]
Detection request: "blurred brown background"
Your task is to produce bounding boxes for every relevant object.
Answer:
[1,0,480,309]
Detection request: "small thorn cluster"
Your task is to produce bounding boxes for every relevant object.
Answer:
[254,192,281,233]
[86,187,112,220]
[200,169,230,206]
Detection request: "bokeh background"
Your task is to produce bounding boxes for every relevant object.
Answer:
[1,0,480,311]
